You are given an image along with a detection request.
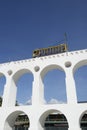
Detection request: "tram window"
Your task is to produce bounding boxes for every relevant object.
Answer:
[38,50,41,55]
[58,46,61,53]
[44,49,48,55]
[33,50,40,57]
[48,48,51,55]
[50,48,52,54]
[33,51,37,54]
[53,47,56,54]
[61,45,66,52]
[40,49,43,56]
[51,47,55,54]
[34,50,39,55]
[41,49,45,56]
[55,47,58,53]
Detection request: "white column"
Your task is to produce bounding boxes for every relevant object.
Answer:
[32,72,44,106]
[65,68,77,104]
[0,120,5,130]
[68,117,81,130]
[2,77,17,107]
[66,108,81,130]
[68,126,81,130]
[29,111,40,130]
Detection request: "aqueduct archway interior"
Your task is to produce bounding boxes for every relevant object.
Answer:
[43,68,67,103]
[39,109,69,130]
[74,65,87,102]
[4,111,30,130]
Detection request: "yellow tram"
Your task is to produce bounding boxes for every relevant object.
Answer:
[32,43,68,58]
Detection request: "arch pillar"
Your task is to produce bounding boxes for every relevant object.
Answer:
[32,72,44,106]
[0,120,4,130]
[68,118,81,130]
[66,108,81,130]
[2,77,17,107]
[29,112,40,130]
[65,68,77,104]
[30,121,39,130]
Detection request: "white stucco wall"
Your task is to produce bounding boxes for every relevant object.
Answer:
[0,49,87,130]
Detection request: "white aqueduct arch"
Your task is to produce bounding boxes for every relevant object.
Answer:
[40,64,64,80]
[4,110,30,130]
[73,59,87,74]
[0,49,87,130]
[39,109,69,128]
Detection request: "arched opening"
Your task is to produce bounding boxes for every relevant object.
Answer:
[13,69,33,106]
[39,110,69,130]
[80,111,87,130]
[74,65,87,103]
[41,65,67,104]
[4,111,30,130]
[16,73,33,105]
[0,73,6,107]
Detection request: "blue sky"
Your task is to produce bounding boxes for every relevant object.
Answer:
[0,0,87,104]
